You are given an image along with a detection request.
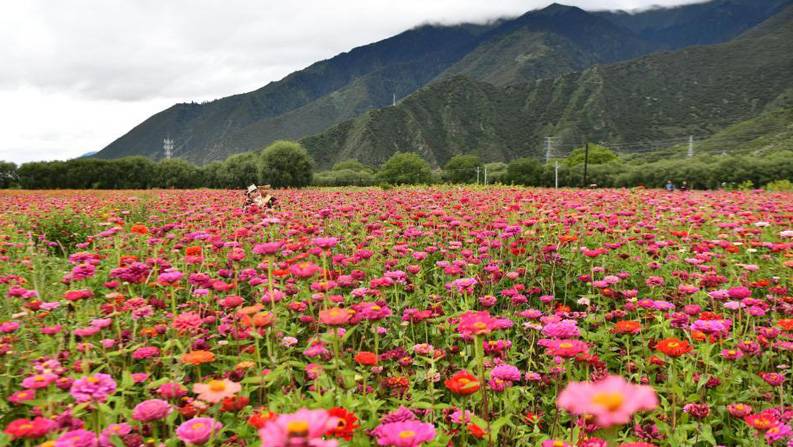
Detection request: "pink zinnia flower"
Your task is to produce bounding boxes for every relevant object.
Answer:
[55,429,98,447]
[258,408,339,447]
[132,399,172,422]
[318,307,353,326]
[193,379,241,403]
[557,375,658,427]
[253,242,283,255]
[372,420,436,447]
[289,262,322,279]
[457,311,503,337]
[175,417,223,445]
[540,339,589,358]
[69,374,116,403]
[22,373,58,389]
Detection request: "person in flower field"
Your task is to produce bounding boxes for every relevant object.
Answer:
[243,184,277,211]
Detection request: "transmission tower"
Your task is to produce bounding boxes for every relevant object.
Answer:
[545,137,555,164]
[163,138,174,160]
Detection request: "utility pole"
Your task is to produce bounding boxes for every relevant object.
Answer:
[476,166,480,185]
[554,160,559,189]
[582,141,590,187]
[687,135,694,158]
[483,165,488,185]
[393,93,396,107]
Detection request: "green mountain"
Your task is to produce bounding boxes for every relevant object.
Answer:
[596,0,792,48]
[95,24,495,163]
[302,5,793,168]
[438,4,655,86]
[93,0,790,164]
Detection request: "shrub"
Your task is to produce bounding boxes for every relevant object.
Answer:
[765,179,793,191]
[377,152,433,185]
[259,141,314,188]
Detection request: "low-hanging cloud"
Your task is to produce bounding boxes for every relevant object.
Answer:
[0,0,705,163]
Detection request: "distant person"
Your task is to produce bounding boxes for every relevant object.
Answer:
[243,184,276,210]
[679,181,689,192]
[665,180,675,191]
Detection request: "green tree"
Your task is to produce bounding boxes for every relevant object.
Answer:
[484,162,508,184]
[332,159,373,174]
[155,159,200,189]
[442,154,482,183]
[259,140,314,188]
[222,152,261,188]
[0,161,19,188]
[565,144,618,167]
[377,152,433,185]
[505,157,543,185]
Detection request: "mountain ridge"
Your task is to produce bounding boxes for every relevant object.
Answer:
[92,0,793,164]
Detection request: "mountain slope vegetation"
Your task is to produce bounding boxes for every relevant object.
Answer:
[92,0,790,164]
[302,5,793,168]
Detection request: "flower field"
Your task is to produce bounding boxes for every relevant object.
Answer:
[0,187,791,447]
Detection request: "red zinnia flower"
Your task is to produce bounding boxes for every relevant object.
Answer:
[656,338,693,357]
[444,370,481,395]
[354,351,378,366]
[328,407,359,440]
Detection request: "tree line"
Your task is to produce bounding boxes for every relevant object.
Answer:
[1,142,791,190]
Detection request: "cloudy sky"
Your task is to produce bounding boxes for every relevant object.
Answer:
[0,0,704,164]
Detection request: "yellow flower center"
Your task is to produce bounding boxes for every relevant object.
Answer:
[592,392,624,411]
[192,423,205,430]
[87,376,99,383]
[287,420,309,435]
[399,430,416,439]
[559,342,573,349]
[668,342,679,348]
[208,380,226,392]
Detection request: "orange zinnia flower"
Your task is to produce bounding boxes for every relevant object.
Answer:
[612,320,642,335]
[181,350,215,366]
[185,246,202,256]
[130,224,148,235]
[656,338,693,357]
[444,370,481,395]
[777,319,793,332]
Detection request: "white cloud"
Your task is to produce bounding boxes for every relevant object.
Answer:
[0,0,705,163]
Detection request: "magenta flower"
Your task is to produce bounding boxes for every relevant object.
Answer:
[132,399,172,422]
[372,420,436,446]
[69,373,116,403]
[21,373,58,389]
[557,375,658,427]
[175,417,223,445]
[253,241,283,255]
[258,408,339,447]
[55,429,98,447]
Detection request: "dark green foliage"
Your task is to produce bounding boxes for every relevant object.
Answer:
[377,152,433,185]
[259,141,314,188]
[303,7,793,169]
[314,169,376,187]
[154,159,201,189]
[505,157,544,185]
[332,160,374,173]
[443,155,483,183]
[0,161,17,188]
[565,144,618,167]
[219,152,261,189]
[597,0,792,49]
